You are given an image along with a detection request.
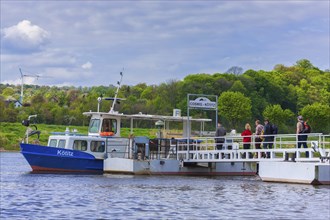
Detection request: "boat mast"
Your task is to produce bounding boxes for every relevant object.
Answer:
[109,71,123,113]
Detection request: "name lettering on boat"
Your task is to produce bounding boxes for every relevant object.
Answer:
[57,150,73,157]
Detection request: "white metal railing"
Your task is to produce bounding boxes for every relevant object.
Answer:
[174,133,330,163]
[103,133,330,163]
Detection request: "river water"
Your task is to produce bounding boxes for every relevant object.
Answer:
[0,152,329,220]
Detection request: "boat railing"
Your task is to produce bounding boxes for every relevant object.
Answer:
[149,138,179,160]
[174,133,330,162]
[102,133,329,162]
[176,133,329,150]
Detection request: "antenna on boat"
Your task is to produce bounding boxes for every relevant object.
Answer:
[97,97,102,112]
[109,70,123,113]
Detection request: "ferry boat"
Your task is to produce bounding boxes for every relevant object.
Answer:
[20,72,255,175]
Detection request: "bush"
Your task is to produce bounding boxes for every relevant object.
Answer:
[0,133,8,148]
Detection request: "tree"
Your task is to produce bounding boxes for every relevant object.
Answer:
[140,85,156,100]
[249,91,268,120]
[262,104,294,133]
[66,89,80,105]
[244,70,286,106]
[296,79,311,110]
[295,59,317,70]
[213,76,233,95]
[300,103,330,133]
[180,74,217,96]
[229,80,247,94]
[2,87,15,97]
[0,97,6,122]
[218,91,252,130]
[226,66,243,75]
[130,83,148,99]
[2,104,18,122]
[319,89,330,105]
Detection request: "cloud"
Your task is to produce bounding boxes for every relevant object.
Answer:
[2,20,50,53]
[82,61,92,70]
[0,1,329,86]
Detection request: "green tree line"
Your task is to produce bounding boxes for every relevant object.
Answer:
[1,59,329,134]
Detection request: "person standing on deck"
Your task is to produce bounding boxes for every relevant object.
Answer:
[215,122,226,150]
[296,115,309,158]
[262,119,274,158]
[254,120,264,158]
[241,123,252,158]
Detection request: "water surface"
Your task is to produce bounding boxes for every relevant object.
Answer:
[1,152,329,219]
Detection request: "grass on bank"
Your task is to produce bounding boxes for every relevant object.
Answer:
[0,122,158,151]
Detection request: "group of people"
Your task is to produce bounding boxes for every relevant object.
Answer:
[215,115,310,159]
[241,119,274,158]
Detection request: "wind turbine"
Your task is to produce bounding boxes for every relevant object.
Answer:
[19,68,40,105]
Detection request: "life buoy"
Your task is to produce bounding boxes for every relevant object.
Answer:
[100,131,114,136]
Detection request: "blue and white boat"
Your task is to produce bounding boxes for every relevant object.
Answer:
[20,107,217,174]
[19,73,219,174]
[20,113,106,173]
[20,131,105,173]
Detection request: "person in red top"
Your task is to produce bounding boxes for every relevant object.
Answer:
[241,123,252,159]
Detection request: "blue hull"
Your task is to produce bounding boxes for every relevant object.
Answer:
[20,143,103,173]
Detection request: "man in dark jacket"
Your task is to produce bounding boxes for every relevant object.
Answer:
[215,122,226,150]
[262,119,274,158]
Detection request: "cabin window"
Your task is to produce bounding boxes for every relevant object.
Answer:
[58,140,66,148]
[101,119,117,135]
[89,119,100,133]
[91,141,105,152]
[73,140,87,151]
[49,139,57,147]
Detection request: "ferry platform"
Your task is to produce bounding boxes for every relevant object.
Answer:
[168,133,330,184]
[104,133,329,184]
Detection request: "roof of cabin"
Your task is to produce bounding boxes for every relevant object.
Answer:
[83,111,212,122]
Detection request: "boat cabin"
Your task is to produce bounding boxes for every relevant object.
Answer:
[47,134,106,159]
[85,112,122,137]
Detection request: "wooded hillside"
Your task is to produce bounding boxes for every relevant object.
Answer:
[1,59,329,134]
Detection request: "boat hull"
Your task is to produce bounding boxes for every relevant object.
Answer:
[103,157,256,176]
[20,143,103,173]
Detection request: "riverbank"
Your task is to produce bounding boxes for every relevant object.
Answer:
[0,122,82,151]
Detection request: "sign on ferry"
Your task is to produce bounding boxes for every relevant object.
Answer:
[189,97,216,109]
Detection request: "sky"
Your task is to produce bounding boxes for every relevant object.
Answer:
[1,0,329,87]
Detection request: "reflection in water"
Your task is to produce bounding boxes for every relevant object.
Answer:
[1,152,329,219]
